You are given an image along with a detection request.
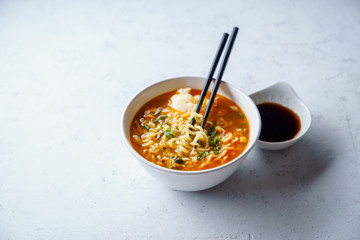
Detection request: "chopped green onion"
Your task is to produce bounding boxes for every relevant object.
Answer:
[164,129,174,139]
[240,123,248,127]
[211,130,218,138]
[153,115,168,123]
[238,112,245,117]
[208,126,217,138]
[165,132,173,139]
[210,137,220,147]
[155,125,162,131]
[154,108,162,116]
[208,125,222,153]
[143,123,150,130]
[197,151,209,160]
[175,157,185,164]
[214,146,221,155]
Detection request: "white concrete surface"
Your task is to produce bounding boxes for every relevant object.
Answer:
[0,0,359,239]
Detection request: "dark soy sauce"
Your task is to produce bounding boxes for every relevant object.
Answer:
[257,102,301,142]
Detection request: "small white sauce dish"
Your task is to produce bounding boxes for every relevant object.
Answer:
[121,76,261,191]
[250,82,311,150]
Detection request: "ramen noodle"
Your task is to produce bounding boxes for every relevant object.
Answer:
[129,88,249,171]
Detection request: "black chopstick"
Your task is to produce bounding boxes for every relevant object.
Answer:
[201,27,239,128]
[190,33,229,126]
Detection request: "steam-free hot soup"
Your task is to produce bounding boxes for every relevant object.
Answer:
[129,88,249,171]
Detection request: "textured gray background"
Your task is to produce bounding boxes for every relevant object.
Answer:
[0,0,359,239]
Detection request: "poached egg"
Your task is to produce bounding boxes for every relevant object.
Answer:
[169,88,196,112]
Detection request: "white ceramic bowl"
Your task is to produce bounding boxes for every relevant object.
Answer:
[250,82,311,150]
[121,76,261,191]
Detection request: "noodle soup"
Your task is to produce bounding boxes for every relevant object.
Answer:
[130,88,249,171]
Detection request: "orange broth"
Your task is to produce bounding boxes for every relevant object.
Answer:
[130,89,250,171]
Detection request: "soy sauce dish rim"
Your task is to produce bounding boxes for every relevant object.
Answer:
[250,81,311,149]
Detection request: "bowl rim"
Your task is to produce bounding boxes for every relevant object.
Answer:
[121,76,261,175]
